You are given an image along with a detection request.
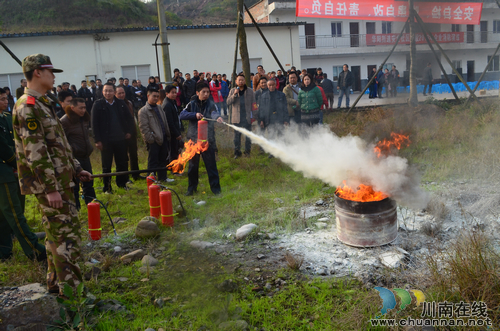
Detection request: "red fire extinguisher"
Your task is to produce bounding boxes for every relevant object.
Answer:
[160,190,176,227]
[148,184,161,218]
[147,173,156,187]
[87,200,102,240]
[198,119,208,142]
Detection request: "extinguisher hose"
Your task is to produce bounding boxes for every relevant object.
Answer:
[85,196,118,236]
[156,185,188,222]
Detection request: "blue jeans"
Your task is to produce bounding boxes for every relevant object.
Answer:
[338,87,350,108]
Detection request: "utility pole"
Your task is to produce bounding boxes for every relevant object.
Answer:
[408,0,418,107]
[157,0,172,83]
[237,0,251,86]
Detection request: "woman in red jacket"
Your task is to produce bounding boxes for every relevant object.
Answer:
[209,75,223,110]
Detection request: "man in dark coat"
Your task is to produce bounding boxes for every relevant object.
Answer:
[337,64,354,109]
[423,63,434,96]
[389,65,400,97]
[376,69,385,99]
[162,85,184,163]
[258,79,289,146]
[60,98,96,209]
[320,73,334,108]
[91,83,135,193]
[77,80,93,115]
[182,73,196,106]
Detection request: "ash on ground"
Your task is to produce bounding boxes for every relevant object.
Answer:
[274,181,500,288]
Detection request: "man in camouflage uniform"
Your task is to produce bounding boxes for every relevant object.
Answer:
[12,54,92,295]
[0,88,46,262]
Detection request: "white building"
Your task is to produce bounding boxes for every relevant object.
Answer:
[0,22,302,90]
[246,0,500,91]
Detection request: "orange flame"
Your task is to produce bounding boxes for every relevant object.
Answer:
[374,133,410,158]
[168,140,208,174]
[335,181,388,202]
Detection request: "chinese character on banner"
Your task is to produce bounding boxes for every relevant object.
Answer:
[454,302,471,318]
[312,0,322,14]
[438,301,454,318]
[349,3,359,16]
[443,6,452,19]
[398,5,407,17]
[432,6,441,19]
[377,35,382,42]
[452,34,456,41]
[374,4,384,16]
[392,34,397,42]
[382,35,387,42]
[454,6,463,20]
[325,1,334,15]
[464,6,474,20]
[337,2,347,15]
[422,301,437,318]
[372,35,377,43]
[387,5,395,17]
[470,302,488,318]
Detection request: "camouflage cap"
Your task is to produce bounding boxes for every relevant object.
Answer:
[22,54,63,73]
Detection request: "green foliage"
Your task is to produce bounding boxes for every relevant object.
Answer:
[48,283,99,330]
[0,0,155,33]
[164,11,192,25]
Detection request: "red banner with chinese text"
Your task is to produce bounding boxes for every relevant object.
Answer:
[366,32,464,45]
[296,1,482,25]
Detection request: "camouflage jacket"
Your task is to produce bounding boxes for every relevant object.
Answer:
[12,88,82,195]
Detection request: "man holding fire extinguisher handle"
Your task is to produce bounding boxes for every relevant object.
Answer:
[180,82,223,196]
[12,54,91,297]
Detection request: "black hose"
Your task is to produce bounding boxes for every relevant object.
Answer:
[85,196,118,236]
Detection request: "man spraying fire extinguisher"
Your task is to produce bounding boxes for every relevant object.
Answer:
[179,82,224,196]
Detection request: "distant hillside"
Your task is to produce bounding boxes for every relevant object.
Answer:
[0,0,260,34]
[162,0,260,25]
[0,0,156,33]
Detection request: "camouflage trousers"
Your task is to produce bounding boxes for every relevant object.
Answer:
[35,186,83,294]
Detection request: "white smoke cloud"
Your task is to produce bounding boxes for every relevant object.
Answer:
[227,123,429,209]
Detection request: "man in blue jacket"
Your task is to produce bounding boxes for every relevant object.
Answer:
[179,83,224,196]
[219,74,229,116]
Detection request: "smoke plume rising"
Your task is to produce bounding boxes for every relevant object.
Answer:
[226,123,429,209]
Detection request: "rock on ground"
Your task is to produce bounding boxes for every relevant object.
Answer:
[141,255,159,267]
[135,217,160,238]
[190,240,214,249]
[120,249,145,264]
[0,283,60,329]
[236,224,257,241]
[379,251,406,268]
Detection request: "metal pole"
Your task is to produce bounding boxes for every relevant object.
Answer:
[231,12,241,89]
[153,34,161,79]
[0,40,22,66]
[464,42,500,106]
[408,0,418,107]
[157,0,172,83]
[414,11,480,104]
[347,19,410,113]
[415,19,459,101]
[244,4,286,74]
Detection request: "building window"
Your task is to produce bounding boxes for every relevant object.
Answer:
[0,73,25,97]
[452,60,462,70]
[494,20,500,33]
[488,55,499,71]
[382,22,392,34]
[452,24,460,32]
[331,22,342,37]
[332,66,344,80]
[121,65,151,84]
